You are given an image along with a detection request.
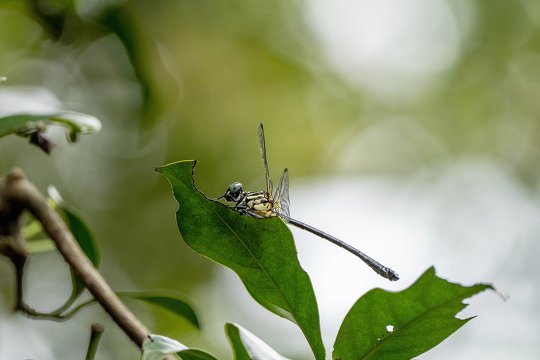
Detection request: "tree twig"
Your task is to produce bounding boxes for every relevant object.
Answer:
[0,168,150,347]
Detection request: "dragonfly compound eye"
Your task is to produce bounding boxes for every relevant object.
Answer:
[229,182,243,194]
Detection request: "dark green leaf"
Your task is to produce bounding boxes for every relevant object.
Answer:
[60,290,199,328]
[118,291,200,329]
[225,322,289,360]
[49,186,100,267]
[177,349,219,360]
[333,267,494,360]
[157,160,325,360]
[48,186,100,311]
[63,209,100,267]
[100,8,155,121]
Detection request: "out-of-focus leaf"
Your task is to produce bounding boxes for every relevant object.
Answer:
[225,323,290,360]
[142,334,187,360]
[0,111,101,143]
[157,160,325,360]
[26,238,55,254]
[48,186,100,267]
[48,186,100,311]
[26,0,73,40]
[22,216,46,240]
[177,349,218,360]
[333,267,494,360]
[117,291,200,329]
[100,7,154,120]
[61,290,199,326]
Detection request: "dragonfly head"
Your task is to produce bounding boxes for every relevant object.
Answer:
[221,182,244,202]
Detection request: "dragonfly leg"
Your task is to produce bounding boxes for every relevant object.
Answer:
[229,204,264,218]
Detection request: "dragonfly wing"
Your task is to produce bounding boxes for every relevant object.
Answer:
[257,123,273,196]
[274,168,290,218]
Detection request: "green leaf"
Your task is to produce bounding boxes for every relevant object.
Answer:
[26,238,56,254]
[0,111,101,143]
[60,290,199,327]
[157,160,325,360]
[225,322,290,360]
[117,291,200,329]
[48,186,100,312]
[177,349,219,360]
[332,267,494,360]
[49,186,100,267]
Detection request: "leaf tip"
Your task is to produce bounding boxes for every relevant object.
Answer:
[156,160,198,173]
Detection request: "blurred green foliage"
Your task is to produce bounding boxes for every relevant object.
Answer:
[1,0,539,358]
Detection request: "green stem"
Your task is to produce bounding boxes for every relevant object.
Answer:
[85,323,105,360]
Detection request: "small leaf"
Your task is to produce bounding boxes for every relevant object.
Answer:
[22,217,44,239]
[142,334,188,360]
[48,186,100,267]
[118,291,200,329]
[158,161,325,360]
[177,349,219,360]
[26,238,56,254]
[225,323,290,360]
[333,267,494,360]
[60,290,199,326]
[48,186,100,312]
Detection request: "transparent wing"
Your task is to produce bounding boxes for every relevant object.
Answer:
[274,168,290,218]
[257,123,273,196]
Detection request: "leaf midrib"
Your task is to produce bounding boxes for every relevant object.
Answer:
[204,198,322,359]
[206,201,295,313]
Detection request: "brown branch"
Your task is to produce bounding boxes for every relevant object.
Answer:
[0,168,149,347]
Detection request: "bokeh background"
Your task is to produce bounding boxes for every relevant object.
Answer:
[1,0,539,359]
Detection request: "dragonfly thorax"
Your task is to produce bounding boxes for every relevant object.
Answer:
[245,191,276,218]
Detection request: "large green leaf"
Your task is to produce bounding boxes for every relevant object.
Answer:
[225,323,289,360]
[333,267,494,360]
[157,160,325,360]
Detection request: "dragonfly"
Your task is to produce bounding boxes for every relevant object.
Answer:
[220,123,399,281]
